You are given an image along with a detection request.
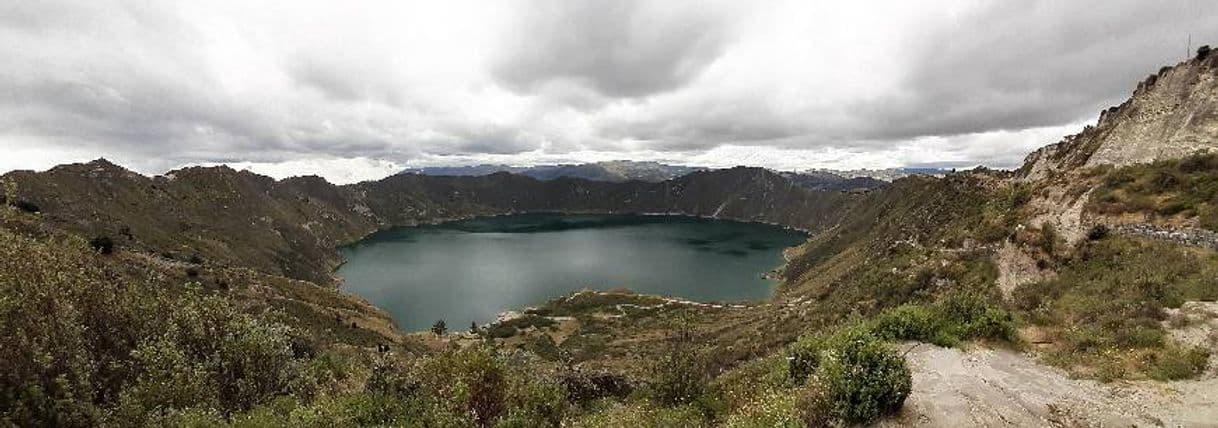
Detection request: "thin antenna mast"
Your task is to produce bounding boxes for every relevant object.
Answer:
[1188,34,1192,59]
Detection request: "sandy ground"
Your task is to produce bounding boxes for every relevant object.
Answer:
[879,343,1218,427]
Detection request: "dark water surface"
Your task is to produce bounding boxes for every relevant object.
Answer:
[337,214,807,331]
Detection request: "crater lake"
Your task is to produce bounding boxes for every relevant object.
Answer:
[337,214,808,331]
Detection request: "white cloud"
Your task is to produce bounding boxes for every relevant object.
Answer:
[1,0,1215,179]
[196,157,404,184]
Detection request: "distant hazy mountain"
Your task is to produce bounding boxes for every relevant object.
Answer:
[800,167,952,182]
[403,161,707,182]
[778,171,887,192]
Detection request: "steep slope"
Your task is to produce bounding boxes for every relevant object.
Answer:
[1023,47,1218,179]
[2,163,852,285]
[2,159,379,284]
[780,171,888,192]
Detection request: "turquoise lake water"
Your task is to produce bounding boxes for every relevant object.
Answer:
[337,214,807,331]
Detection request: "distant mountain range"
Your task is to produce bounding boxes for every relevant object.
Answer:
[402,161,706,183]
[799,167,952,182]
[402,161,956,193]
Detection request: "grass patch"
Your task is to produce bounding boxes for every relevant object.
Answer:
[1012,235,1218,379]
[1088,152,1218,230]
[534,291,667,317]
[868,293,1019,347]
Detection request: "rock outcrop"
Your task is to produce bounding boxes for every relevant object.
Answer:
[1022,48,1218,180]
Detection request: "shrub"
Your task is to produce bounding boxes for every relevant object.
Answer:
[560,372,633,406]
[1149,346,1210,381]
[868,294,1018,347]
[795,383,833,428]
[12,200,39,213]
[1012,236,1217,379]
[89,235,114,254]
[414,346,507,426]
[503,372,568,426]
[408,347,569,427]
[721,387,801,428]
[817,331,911,424]
[963,308,1019,343]
[1199,45,1212,60]
[870,304,957,347]
[649,346,708,406]
[1086,224,1109,241]
[486,323,518,338]
[501,314,557,330]
[365,355,417,398]
[1037,224,1058,256]
[787,330,911,425]
[431,319,447,336]
[567,402,709,427]
[0,231,305,426]
[1089,153,1218,229]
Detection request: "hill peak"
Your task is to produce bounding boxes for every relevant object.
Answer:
[1022,46,1218,179]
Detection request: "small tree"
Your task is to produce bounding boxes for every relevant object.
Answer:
[13,200,39,213]
[1198,45,1211,60]
[0,180,12,207]
[431,319,447,336]
[469,321,478,334]
[649,320,706,406]
[1087,224,1109,241]
[89,236,114,255]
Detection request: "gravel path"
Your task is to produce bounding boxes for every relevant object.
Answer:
[879,344,1218,427]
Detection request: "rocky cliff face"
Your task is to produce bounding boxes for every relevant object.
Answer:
[1022,48,1218,180]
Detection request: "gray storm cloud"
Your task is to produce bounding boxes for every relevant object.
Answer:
[1,0,1217,178]
[856,0,1218,140]
[490,0,740,98]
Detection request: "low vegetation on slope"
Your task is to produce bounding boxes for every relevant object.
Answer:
[0,220,302,425]
[1013,233,1214,381]
[1089,152,1218,230]
[0,201,927,426]
[7,150,1216,425]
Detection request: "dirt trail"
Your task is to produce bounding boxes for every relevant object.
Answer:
[880,344,1218,427]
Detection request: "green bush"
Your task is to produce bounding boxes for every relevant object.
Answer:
[486,323,519,338]
[415,346,508,426]
[1149,346,1210,381]
[868,294,1018,347]
[648,347,708,407]
[1012,236,1218,379]
[89,235,114,254]
[794,383,833,427]
[411,346,568,427]
[1088,152,1218,231]
[0,231,308,426]
[870,304,958,347]
[786,330,912,425]
[720,387,801,428]
[560,372,633,406]
[567,402,710,427]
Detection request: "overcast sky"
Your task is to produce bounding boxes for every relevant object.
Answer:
[2,1,1216,183]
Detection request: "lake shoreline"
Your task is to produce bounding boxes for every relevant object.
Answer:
[334,213,808,331]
